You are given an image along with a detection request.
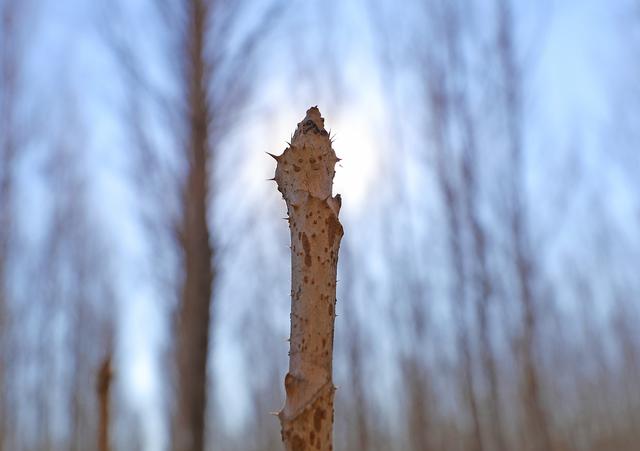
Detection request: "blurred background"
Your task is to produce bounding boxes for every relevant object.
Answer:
[1,0,639,450]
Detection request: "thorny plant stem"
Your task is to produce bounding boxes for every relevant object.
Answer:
[271,107,343,451]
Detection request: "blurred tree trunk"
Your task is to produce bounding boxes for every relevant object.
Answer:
[427,44,485,451]
[0,0,24,446]
[174,1,214,450]
[97,353,113,451]
[462,155,508,451]
[457,67,508,451]
[444,3,508,447]
[274,107,343,451]
[340,244,371,451]
[403,356,435,451]
[38,99,116,451]
[495,1,552,449]
[105,1,284,446]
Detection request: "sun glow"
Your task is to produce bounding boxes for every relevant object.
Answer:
[249,104,381,216]
[330,110,380,213]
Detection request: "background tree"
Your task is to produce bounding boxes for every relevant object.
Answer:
[0,0,30,447]
[104,0,284,448]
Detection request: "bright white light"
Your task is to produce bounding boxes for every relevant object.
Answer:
[129,352,155,400]
[330,110,379,211]
[246,104,380,215]
[119,289,167,451]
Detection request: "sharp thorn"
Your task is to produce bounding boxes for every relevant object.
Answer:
[266,152,281,161]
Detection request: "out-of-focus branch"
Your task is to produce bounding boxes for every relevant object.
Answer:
[0,0,29,447]
[97,351,113,451]
[495,1,553,449]
[420,3,485,449]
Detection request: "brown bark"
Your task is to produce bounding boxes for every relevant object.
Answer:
[174,1,214,450]
[272,107,343,451]
[403,357,435,451]
[97,354,113,451]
